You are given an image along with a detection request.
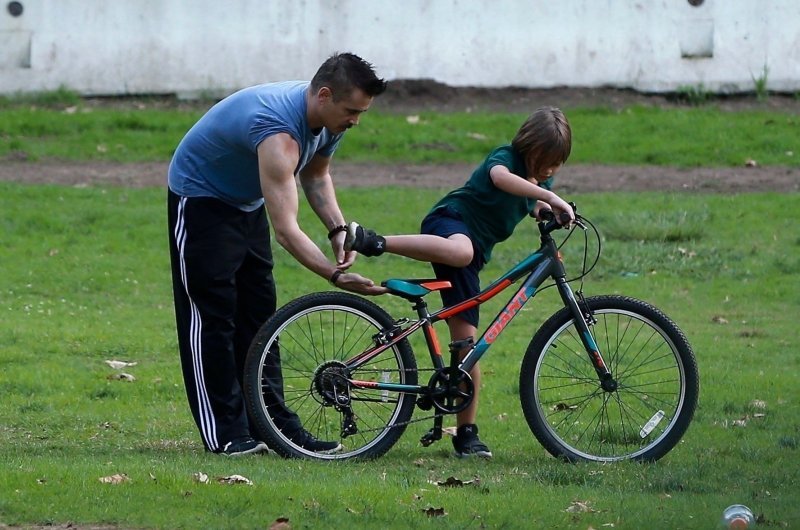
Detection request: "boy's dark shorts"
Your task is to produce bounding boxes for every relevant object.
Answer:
[420,206,485,328]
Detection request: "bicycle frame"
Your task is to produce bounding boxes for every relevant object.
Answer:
[343,219,616,400]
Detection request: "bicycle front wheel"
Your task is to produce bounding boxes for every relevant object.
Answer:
[243,291,417,460]
[520,295,698,462]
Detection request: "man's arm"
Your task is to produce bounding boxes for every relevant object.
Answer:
[257,134,385,295]
[299,154,355,268]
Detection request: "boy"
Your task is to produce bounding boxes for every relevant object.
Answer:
[345,107,574,457]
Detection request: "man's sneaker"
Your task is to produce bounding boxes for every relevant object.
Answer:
[221,437,270,457]
[344,222,386,257]
[452,424,493,458]
[291,429,343,454]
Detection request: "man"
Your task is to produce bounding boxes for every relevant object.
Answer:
[167,52,387,456]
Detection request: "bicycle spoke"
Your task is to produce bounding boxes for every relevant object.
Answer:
[521,296,698,462]
[244,293,419,460]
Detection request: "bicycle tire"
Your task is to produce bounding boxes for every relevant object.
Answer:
[243,291,417,460]
[519,295,698,462]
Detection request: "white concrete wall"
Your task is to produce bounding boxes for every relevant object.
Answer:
[1,0,798,96]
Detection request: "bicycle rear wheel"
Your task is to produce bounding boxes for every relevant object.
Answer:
[243,291,417,460]
[519,295,698,462]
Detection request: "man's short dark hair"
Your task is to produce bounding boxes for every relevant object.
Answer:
[310,52,388,100]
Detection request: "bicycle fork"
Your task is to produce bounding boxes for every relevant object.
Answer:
[556,277,618,392]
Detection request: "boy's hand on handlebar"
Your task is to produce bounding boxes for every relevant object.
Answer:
[539,194,575,228]
[550,197,575,227]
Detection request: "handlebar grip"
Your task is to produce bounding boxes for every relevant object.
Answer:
[538,209,555,221]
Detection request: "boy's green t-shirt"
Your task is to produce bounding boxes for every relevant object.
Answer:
[428,144,552,262]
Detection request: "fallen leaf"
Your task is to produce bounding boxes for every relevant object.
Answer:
[442,426,457,437]
[99,473,130,484]
[107,373,136,381]
[268,517,291,530]
[711,316,729,324]
[553,402,578,411]
[105,359,138,370]
[422,506,447,517]
[217,474,253,485]
[732,416,749,427]
[431,476,481,488]
[565,500,596,513]
[303,498,320,510]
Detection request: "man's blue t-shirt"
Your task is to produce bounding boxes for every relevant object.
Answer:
[168,81,343,211]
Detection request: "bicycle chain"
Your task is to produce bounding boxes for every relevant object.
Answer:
[333,366,449,436]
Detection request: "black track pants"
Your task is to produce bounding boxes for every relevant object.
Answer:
[167,190,300,451]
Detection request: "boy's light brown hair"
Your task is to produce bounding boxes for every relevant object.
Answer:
[512,106,572,180]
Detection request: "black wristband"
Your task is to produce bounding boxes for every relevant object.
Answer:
[327,224,347,240]
[329,269,344,286]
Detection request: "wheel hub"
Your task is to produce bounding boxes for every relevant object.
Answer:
[312,361,350,406]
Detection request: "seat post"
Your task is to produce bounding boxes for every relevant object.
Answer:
[412,298,430,320]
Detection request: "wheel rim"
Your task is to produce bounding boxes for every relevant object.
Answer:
[255,303,413,459]
[533,308,687,461]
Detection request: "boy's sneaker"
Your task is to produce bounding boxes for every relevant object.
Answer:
[291,429,343,454]
[221,436,270,457]
[344,222,386,257]
[452,424,492,458]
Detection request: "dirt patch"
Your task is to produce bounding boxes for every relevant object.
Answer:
[1,160,797,193]
[374,80,800,115]
[2,83,798,192]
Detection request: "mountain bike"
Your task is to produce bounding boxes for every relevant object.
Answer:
[243,204,699,462]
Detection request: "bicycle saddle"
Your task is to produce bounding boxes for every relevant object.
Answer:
[382,278,452,300]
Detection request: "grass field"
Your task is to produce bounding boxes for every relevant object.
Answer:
[1,94,798,168]
[1,180,798,528]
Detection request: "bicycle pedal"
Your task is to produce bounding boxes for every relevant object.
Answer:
[420,427,442,447]
[448,336,474,354]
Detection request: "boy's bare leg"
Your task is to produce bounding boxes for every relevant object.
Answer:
[384,233,473,267]
[446,317,480,426]
[447,316,492,457]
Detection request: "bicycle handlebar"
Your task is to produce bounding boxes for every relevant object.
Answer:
[535,202,586,235]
